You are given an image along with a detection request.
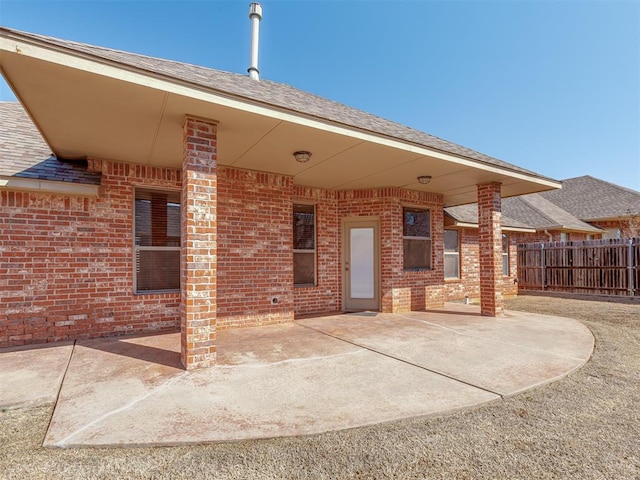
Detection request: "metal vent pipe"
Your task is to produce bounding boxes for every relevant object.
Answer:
[248,3,263,81]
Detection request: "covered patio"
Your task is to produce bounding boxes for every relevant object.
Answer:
[0,303,594,447]
[0,27,562,370]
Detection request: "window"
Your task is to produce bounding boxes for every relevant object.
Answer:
[444,229,460,279]
[403,208,431,270]
[134,189,181,293]
[294,204,316,285]
[502,233,509,276]
[560,232,568,242]
[602,228,621,240]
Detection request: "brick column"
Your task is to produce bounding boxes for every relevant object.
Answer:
[181,116,218,370]
[477,182,504,316]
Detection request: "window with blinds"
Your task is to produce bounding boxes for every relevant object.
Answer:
[134,188,181,293]
[444,229,460,279]
[403,208,432,270]
[293,204,316,286]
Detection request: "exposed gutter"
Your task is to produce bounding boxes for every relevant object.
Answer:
[0,176,99,197]
[543,229,554,241]
[447,220,536,233]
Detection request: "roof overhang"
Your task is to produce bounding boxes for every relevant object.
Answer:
[445,220,536,233]
[444,214,536,232]
[0,29,561,206]
[538,226,603,234]
[0,175,99,196]
[582,216,636,223]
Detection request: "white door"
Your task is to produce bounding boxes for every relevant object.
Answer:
[343,218,380,311]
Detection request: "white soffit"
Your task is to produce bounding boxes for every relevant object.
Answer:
[0,33,561,194]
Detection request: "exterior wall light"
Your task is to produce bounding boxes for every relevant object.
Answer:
[417,175,432,185]
[293,151,312,163]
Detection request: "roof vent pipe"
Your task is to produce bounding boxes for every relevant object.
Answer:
[248,3,263,81]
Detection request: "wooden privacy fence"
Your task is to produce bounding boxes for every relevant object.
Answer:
[517,238,640,297]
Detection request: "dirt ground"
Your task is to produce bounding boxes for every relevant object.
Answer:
[1,296,638,479]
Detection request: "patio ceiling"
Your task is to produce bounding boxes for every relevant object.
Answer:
[0,29,560,207]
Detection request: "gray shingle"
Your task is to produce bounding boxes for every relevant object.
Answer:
[1,27,556,183]
[0,102,101,185]
[445,193,602,233]
[444,202,534,230]
[539,175,640,221]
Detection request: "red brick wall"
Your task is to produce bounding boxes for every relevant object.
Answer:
[445,228,479,301]
[591,220,628,237]
[216,167,295,328]
[0,161,181,347]
[293,187,341,316]
[337,188,445,312]
[503,236,518,296]
[2,161,449,347]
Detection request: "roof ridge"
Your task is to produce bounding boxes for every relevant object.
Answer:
[518,194,560,226]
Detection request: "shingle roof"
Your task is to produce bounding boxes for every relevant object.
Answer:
[0,101,51,173]
[539,175,640,221]
[444,202,534,230]
[1,27,556,183]
[0,102,101,184]
[445,193,602,233]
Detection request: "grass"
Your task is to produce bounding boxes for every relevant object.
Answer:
[1,296,638,479]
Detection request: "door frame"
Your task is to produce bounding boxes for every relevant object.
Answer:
[342,216,381,312]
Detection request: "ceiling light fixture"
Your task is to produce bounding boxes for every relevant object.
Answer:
[417,175,432,185]
[293,151,312,163]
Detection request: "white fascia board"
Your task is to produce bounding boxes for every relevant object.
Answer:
[536,225,602,234]
[0,176,99,196]
[582,216,634,222]
[0,34,561,190]
[451,222,479,229]
[503,226,537,233]
[449,221,536,233]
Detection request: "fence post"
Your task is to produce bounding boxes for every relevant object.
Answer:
[629,239,635,297]
[541,243,546,291]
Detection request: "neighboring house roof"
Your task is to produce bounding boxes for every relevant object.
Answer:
[539,175,640,221]
[0,102,101,185]
[445,192,602,233]
[443,202,534,231]
[0,27,556,186]
[504,194,601,232]
[0,101,51,173]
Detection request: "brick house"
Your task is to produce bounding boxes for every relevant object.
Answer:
[443,179,640,301]
[0,28,561,369]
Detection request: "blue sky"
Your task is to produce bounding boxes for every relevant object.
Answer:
[1,0,639,190]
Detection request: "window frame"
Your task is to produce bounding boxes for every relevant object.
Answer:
[602,228,621,240]
[502,233,509,276]
[444,229,460,279]
[133,187,182,294]
[402,207,432,271]
[293,203,317,287]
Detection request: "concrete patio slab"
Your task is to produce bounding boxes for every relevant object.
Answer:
[298,307,594,396]
[42,325,498,447]
[0,304,595,447]
[0,341,73,409]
